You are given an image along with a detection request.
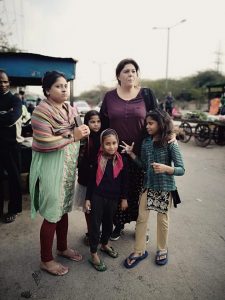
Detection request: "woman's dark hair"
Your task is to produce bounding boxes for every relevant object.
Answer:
[100,128,119,144]
[84,110,101,126]
[115,58,140,85]
[42,71,67,97]
[146,109,174,146]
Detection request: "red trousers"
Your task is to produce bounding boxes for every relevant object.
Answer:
[40,213,68,262]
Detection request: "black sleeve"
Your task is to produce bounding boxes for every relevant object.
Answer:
[120,157,129,199]
[77,138,88,169]
[0,95,22,126]
[85,163,97,201]
[99,94,109,130]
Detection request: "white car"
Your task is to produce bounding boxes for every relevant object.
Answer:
[74,100,90,116]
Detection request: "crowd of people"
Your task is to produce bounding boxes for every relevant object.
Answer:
[0,59,185,275]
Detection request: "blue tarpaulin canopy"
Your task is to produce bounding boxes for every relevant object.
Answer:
[0,52,77,86]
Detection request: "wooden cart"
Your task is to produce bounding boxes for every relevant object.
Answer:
[178,118,225,147]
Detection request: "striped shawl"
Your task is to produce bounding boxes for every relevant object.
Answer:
[31,100,77,152]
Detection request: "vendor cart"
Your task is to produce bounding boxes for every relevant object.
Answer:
[178,118,225,147]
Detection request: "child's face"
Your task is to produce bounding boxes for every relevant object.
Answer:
[102,134,118,156]
[88,115,101,132]
[146,116,159,136]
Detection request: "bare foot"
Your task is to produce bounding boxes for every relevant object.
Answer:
[40,260,68,276]
[57,248,83,262]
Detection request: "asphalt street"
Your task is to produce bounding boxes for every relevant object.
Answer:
[0,139,225,300]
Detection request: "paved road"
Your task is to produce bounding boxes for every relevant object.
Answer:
[0,140,225,300]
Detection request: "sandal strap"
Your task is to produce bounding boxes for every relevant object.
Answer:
[156,250,168,259]
[128,253,143,261]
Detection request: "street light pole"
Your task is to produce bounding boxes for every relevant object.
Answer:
[165,27,170,91]
[153,19,186,91]
[93,61,105,86]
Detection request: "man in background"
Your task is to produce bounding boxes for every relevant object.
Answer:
[0,70,23,223]
[165,91,174,116]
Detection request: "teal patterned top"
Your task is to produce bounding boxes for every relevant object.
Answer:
[134,137,185,191]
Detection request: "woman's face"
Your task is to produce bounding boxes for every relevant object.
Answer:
[88,115,101,132]
[47,77,68,104]
[146,116,159,136]
[102,134,118,156]
[117,63,138,87]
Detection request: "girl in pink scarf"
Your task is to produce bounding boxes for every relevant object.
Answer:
[85,129,128,271]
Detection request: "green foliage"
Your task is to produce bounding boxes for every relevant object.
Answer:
[140,70,225,105]
[184,111,208,120]
[78,85,109,106]
[190,70,225,88]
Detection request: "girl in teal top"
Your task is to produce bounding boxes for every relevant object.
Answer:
[121,109,185,268]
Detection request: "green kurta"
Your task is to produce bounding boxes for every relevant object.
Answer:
[29,142,80,222]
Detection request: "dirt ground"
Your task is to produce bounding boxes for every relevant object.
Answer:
[0,140,225,300]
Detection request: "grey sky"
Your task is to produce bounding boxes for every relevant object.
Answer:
[2,0,225,96]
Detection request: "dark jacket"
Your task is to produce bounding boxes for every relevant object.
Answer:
[86,156,128,202]
[0,91,22,144]
[77,131,101,186]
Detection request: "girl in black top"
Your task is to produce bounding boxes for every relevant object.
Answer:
[85,129,128,271]
[73,110,101,244]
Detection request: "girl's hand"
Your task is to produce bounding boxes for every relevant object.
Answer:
[151,162,174,175]
[85,200,91,213]
[151,162,168,174]
[120,141,135,157]
[120,199,128,211]
[74,125,90,141]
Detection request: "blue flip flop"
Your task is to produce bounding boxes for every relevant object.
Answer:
[155,250,168,266]
[124,251,148,269]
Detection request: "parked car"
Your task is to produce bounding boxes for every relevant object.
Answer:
[74,100,90,116]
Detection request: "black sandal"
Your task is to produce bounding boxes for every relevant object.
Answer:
[3,213,16,223]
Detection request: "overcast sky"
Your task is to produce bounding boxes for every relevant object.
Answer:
[2,0,225,96]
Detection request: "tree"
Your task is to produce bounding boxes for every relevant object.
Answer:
[0,19,20,52]
[190,70,225,88]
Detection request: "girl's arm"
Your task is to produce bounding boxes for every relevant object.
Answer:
[152,143,185,175]
[169,143,185,176]
[120,141,144,169]
[151,162,175,174]
[120,157,129,211]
